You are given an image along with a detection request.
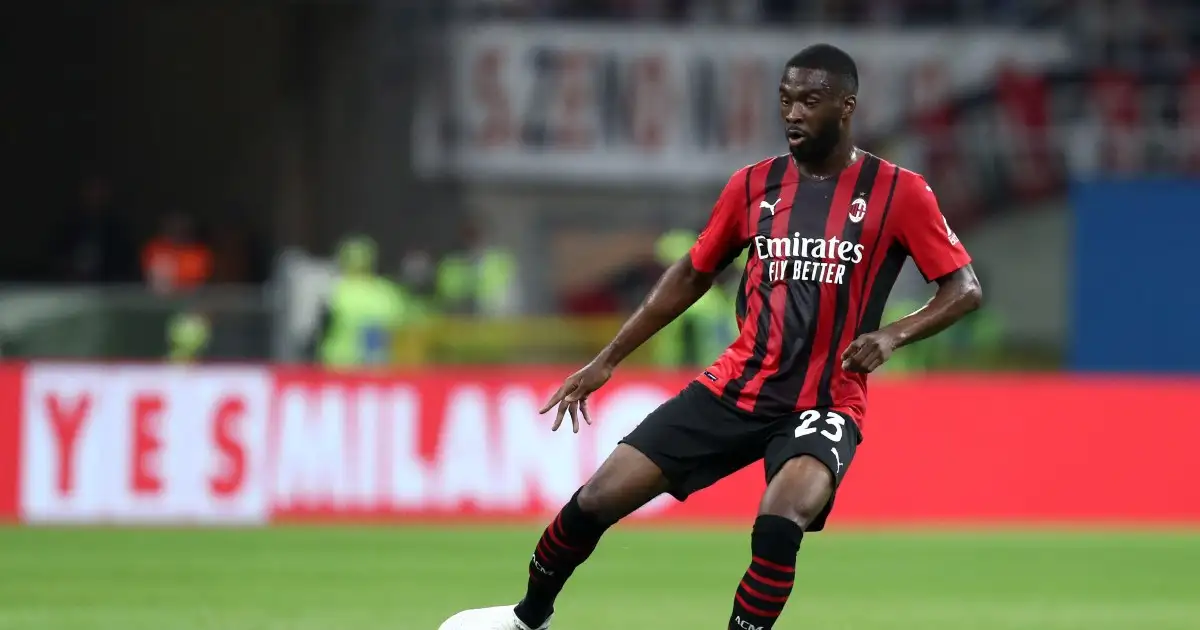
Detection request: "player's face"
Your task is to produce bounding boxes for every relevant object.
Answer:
[779,67,852,163]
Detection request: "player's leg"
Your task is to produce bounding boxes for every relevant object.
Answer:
[443,383,757,630]
[441,444,668,630]
[511,443,670,628]
[725,410,860,630]
[514,383,761,627]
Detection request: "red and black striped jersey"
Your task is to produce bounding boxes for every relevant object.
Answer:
[689,152,972,430]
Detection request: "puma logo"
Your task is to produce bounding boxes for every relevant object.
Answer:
[759,199,780,216]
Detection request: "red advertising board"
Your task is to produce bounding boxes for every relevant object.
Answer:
[0,365,21,521]
[1,364,1198,526]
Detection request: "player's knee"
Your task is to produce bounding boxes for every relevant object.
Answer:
[575,480,610,516]
[576,469,638,522]
[759,456,835,529]
[576,445,670,522]
[761,497,824,529]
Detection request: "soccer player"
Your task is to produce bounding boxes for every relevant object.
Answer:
[442,43,982,630]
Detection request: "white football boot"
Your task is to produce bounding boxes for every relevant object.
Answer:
[437,605,551,630]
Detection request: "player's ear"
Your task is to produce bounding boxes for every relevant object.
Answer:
[842,94,856,119]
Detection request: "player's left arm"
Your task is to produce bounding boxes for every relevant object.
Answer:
[842,176,983,373]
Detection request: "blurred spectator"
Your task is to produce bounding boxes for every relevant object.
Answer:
[54,175,139,284]
[435,220,522,317]
[141,212,213,294]
[311,235,407,367]
[166,311,211,363]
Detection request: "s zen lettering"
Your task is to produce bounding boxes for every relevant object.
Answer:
[753,233,864,285]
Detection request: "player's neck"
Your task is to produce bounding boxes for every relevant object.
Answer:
[793,141,859,181]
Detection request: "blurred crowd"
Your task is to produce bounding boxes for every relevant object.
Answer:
[11,0,1197,370]
[56,174,271,291]
[462,0,1053,23]
[305,222,1001,373]
[462,0,1200,67]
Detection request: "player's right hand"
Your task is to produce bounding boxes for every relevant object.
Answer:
[539,361,613,433]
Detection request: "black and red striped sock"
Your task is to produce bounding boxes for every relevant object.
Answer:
[728,515,803,630]
[513,489,611,629]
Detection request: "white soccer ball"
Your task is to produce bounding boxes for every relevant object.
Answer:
[437,605,533,630]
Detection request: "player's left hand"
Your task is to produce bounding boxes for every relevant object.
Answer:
[841,330,898,373]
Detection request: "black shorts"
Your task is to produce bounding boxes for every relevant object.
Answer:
[619,382,862,531]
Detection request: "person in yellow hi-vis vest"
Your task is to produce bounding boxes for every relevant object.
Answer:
[435,222,520,317]
[166,311,210,363]
[651,229,738,368]
[314,235,406,368]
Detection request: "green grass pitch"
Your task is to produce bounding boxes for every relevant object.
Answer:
[1,526,1198,629]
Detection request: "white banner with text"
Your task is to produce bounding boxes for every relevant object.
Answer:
[412,25,1070,183]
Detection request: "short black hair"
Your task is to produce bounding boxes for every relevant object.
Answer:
[785,44,859,95]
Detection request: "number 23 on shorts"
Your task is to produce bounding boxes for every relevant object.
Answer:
[787,409,858,482]
[793,409,847,442]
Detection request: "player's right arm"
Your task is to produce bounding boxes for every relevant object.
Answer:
[539,169,750,432]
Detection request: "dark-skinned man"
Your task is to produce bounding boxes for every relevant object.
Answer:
[442,43,982,630]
